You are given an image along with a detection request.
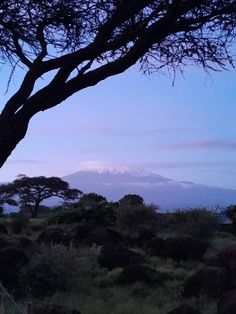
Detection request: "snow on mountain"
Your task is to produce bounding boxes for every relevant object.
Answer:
[63,162,236,210]
[74,161,154,176]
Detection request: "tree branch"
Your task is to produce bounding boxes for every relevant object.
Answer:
[12,34,32,68]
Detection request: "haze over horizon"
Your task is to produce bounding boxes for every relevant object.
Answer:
[1,65,236,191]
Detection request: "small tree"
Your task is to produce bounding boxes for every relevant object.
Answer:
[119,194,144,207]
[116,204,158,232]
[79,193,107,207]
[11,175,82,218]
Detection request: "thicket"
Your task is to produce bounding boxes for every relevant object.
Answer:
[0,195,234,314]
[165,209,219,240]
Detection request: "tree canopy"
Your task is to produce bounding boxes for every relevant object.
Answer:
[0,0,236,166]
[119,194,144,206]
[6,175,82,217]
[0,184,17,214]
[79,193,107,206]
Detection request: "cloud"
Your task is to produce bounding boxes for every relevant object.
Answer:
[137,161,236,170]
[74,160,236,172]
[159,139,236,150]
[78,147,110,154]
[8,159,47,164]
[30,126,203,137]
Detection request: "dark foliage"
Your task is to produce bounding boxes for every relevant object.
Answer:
[73,225,123,247]
[225,205,236,220]
[206,244,236,277]
[77,203,117,226]
[37,227,72,246]
[145,236,207,261]
[97,245,145,270]
[166,209,218,239]
[79,193,107,206]
[116,204,158,232]
[0,184,17,214]
[168,304,201,314]
[119,194,144,206]
[217,290,236,314]
[225,205,236,233]
[22,259,69,297]
[0,247,28,290]
[71,223,93,245]
[116,264,169,286]
[33,304,80,314]
[56,211,81,224]
[0,236,16,249]
[21,246,78,298]
[126,224,157,247]
[10,213,29,234]
[52,203,116,226]
[0,224,8,234]
[183,267,234,298]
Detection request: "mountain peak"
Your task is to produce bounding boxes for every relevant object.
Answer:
[75,161,152,176]
[64,162,236,209]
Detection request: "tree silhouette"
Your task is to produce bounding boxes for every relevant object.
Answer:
[119,194,144,206]
[10,175,82,218]
[0,0,236,167]
[79,193,107,206]
[0,184,17,214]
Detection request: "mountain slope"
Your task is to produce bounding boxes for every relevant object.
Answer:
[63,164,236,210]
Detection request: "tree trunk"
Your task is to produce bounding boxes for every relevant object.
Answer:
[32,201,40,218]
[0,113,30,168]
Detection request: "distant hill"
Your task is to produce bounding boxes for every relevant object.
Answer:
[63,164,236,210]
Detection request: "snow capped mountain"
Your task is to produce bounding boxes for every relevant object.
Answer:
[63,162,236,210]
[74,161,154,176]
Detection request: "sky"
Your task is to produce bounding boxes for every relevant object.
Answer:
[1,63,236,189]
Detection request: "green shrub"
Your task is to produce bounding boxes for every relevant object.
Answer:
[119,194,144,206]
[48,203,116,226]
[79,193,107,207]
[21,245,79,298]
[77,203,117,226]
[47,209,76,225]
[115,204,158,232]
[167,208,218,239]
[10,213,29,234]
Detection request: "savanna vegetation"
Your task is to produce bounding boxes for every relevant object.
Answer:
[0,176,236,314]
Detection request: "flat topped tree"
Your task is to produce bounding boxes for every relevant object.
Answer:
[11,174,82,218]
[0,0,236,167]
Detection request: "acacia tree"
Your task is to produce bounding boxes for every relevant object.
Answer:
[11,175,82,218]
[0,0,236,167]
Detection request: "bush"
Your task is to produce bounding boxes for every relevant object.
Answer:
[225,205,236,220]
[79,193,107,206]
[77,203,116,226]
[57,211,81,224]
[225,205,236,233]
[0,223,8,234]
[21,245,79,298]
[119,194,144,206]
[47,208,79,225]
[48,203,116,226]
[167,208,218,239]
[10,213,29,234]
[115,204,158,232]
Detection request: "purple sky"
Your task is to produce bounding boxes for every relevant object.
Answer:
[1,65,236,189]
